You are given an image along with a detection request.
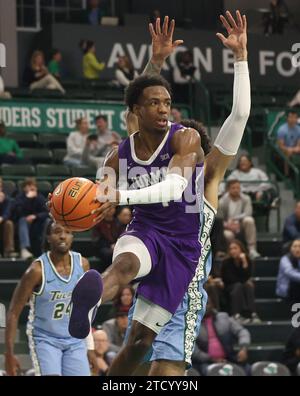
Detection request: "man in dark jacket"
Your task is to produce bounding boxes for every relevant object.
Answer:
[192,298,251,375]
[283,201,300,245]
[0,177,16,257]
[282,327,300,375]
[15,178,49,258]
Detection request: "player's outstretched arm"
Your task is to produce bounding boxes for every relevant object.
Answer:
[5,262,42,376]
[205,10,250,208]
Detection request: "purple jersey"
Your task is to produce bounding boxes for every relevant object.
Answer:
[118,122,204,238]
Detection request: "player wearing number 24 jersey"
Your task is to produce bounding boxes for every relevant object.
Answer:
[4,222,97,376]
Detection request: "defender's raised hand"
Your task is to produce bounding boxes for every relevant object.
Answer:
[149,16,183,66]
[217,10,247,61]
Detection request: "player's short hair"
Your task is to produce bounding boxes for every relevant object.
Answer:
[180,119,211,155]
[125,75,172,112]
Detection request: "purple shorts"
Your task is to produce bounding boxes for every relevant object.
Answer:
[122,224,201,314]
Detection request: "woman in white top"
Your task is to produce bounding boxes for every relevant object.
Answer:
[64,118,89,166]
[115,56,138,87]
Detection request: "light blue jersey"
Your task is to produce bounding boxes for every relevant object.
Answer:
[26,251,90,376]
[126,199,216,366]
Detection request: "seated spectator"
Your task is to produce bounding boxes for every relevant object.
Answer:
[24,50,65,94]
[92,329,117,376]
[204,276,224,311]
[221,240,260,323]
[47,49,63,80]
[0,75,12,99]
[283,201,300,246]
[0,121,24,164]
[83,115,121,169]
[173,50,200,84]
[228,155,278,208]
[116,206,132,231]
[15,178,49,259]
[191,297,251,376]
[172,49,200,103]
[277,110,300,175]
[102,309,129,352]
[92,206,128,268]
[86,0,107,26]
[115,56,138,88]
[113,285,135,314]
[171,107,183,123]
[64,117,89,166]
[276,238,300,306]
[0,177,17,258]
[282,328,300,376]
[80,40,105,80]
[218,180,260,259]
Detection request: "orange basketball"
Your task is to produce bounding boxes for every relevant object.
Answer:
[50,177,101,232]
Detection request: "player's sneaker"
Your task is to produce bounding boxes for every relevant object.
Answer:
[69,269,103,339]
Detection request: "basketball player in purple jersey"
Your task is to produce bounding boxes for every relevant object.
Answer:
[69,11,249,376]
[125,12,250,375]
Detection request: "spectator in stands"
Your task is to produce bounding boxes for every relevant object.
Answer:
[0,178,17,258]
[191,297,251,376]
[277,110,300,175]
[24,50,65,94]
[0,75,12,99]
[80,40,105,80]
[218,180,260,260]
[0,121,24,164]
[116,206,132,230]
[15,178,49,259]
[263,0,289,36]
[102,308,129,352]
[92,329,117,376]
[221,240,261,324]
[47,49,63,81]
[204,275,224,311]
[113,285,135,314]
[115,56,138,88]
[86,0,107,26]
[64,117,89,166]
[282,328,300,376]
[82,115,121,169]
[92,206,126,269]
[283,201,300,246]
[171,107,183,123]
[228,155,278,209]
[173,50,200,83]
[276,238,300,306]
[173,49,200,103]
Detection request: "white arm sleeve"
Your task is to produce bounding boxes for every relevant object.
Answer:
[119,173,188,205]
[85,328,95,350]
[214,61,251,156]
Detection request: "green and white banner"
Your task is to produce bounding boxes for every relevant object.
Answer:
[0,99,129,136]
[0,99,190,137]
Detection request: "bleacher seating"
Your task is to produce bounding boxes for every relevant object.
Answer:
[0,237,291,367]
[206,363,246,376]
[251,361,290,376]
